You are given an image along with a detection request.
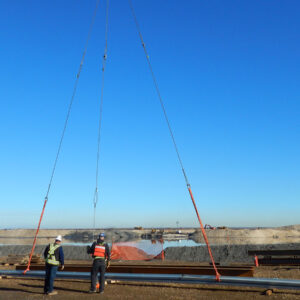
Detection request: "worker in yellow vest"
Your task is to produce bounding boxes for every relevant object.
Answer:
[43,235,64,295]
[87,232,111,294]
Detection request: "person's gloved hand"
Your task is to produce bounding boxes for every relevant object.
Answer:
[107,260,111,268]
[61,265,64,271]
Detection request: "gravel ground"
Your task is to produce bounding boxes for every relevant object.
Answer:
[1,257,300,299]
[1,269,300,300]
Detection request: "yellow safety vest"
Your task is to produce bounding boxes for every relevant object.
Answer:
[46,243,60,266]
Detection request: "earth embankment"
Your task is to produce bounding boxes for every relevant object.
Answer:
[1,243,300,264]
[164,243,300,264]
[189,225,300,245]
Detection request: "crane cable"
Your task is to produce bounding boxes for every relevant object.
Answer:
[128,0,221,281]
[24,0,101,274]
[93,0,110,239]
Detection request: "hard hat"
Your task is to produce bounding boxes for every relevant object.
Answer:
[99,233,105,238]
[55,235,62,241]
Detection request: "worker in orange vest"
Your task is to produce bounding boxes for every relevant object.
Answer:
[87,233,111,293]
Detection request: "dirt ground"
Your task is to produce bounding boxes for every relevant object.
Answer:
[1,266,300,300]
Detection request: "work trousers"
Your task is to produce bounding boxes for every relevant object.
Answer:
[44,264,58,293]
[91,259,106,292]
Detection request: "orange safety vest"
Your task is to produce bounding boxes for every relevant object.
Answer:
[93,244,106,259]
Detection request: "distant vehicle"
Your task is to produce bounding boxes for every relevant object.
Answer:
[217,226,228,230]
[204,224,216,230]
[134,226,143,230]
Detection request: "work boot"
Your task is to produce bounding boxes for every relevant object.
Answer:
[47,291,58,295]
[88,290,97,293]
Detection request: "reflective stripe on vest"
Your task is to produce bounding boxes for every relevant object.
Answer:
[46,243,60,265]
[93,244,106,259]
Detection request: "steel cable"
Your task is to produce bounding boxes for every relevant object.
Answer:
[24,0,101,274]
[128,0,220,281]
[93,0,110,239]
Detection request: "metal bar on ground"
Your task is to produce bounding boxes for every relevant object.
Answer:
[248,250,300,256]
[258,258,300,266]
[15,264,254,277]
[1,269,300,290]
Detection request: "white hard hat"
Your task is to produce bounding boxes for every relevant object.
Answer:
[55,235,62,242]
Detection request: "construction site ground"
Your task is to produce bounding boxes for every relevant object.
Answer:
[1,262,300,299]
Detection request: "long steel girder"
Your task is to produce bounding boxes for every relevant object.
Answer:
[15,264,254,277]
[258,258,300,265]
[248,250,300,256]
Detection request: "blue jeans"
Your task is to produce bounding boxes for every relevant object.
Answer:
[44,264,58,293]
[91,259,106,292]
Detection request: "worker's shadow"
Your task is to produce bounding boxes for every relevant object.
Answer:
[0,286,42,295]
[19,283,88,294]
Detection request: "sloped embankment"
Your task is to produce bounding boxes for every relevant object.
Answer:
[164,243,300,264]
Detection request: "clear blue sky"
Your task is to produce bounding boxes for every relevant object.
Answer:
[0,0,299,228]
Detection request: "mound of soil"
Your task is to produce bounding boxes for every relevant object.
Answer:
[164,243,300,264]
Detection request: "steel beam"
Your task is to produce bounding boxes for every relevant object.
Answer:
[258,258,300,266]
[15,264,254,277]
[248,250,300,256]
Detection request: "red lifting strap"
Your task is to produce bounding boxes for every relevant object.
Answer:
[188,187,221,281]
[23,197,48,274]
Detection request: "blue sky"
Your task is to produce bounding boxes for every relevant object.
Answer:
[0,0,299,228]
